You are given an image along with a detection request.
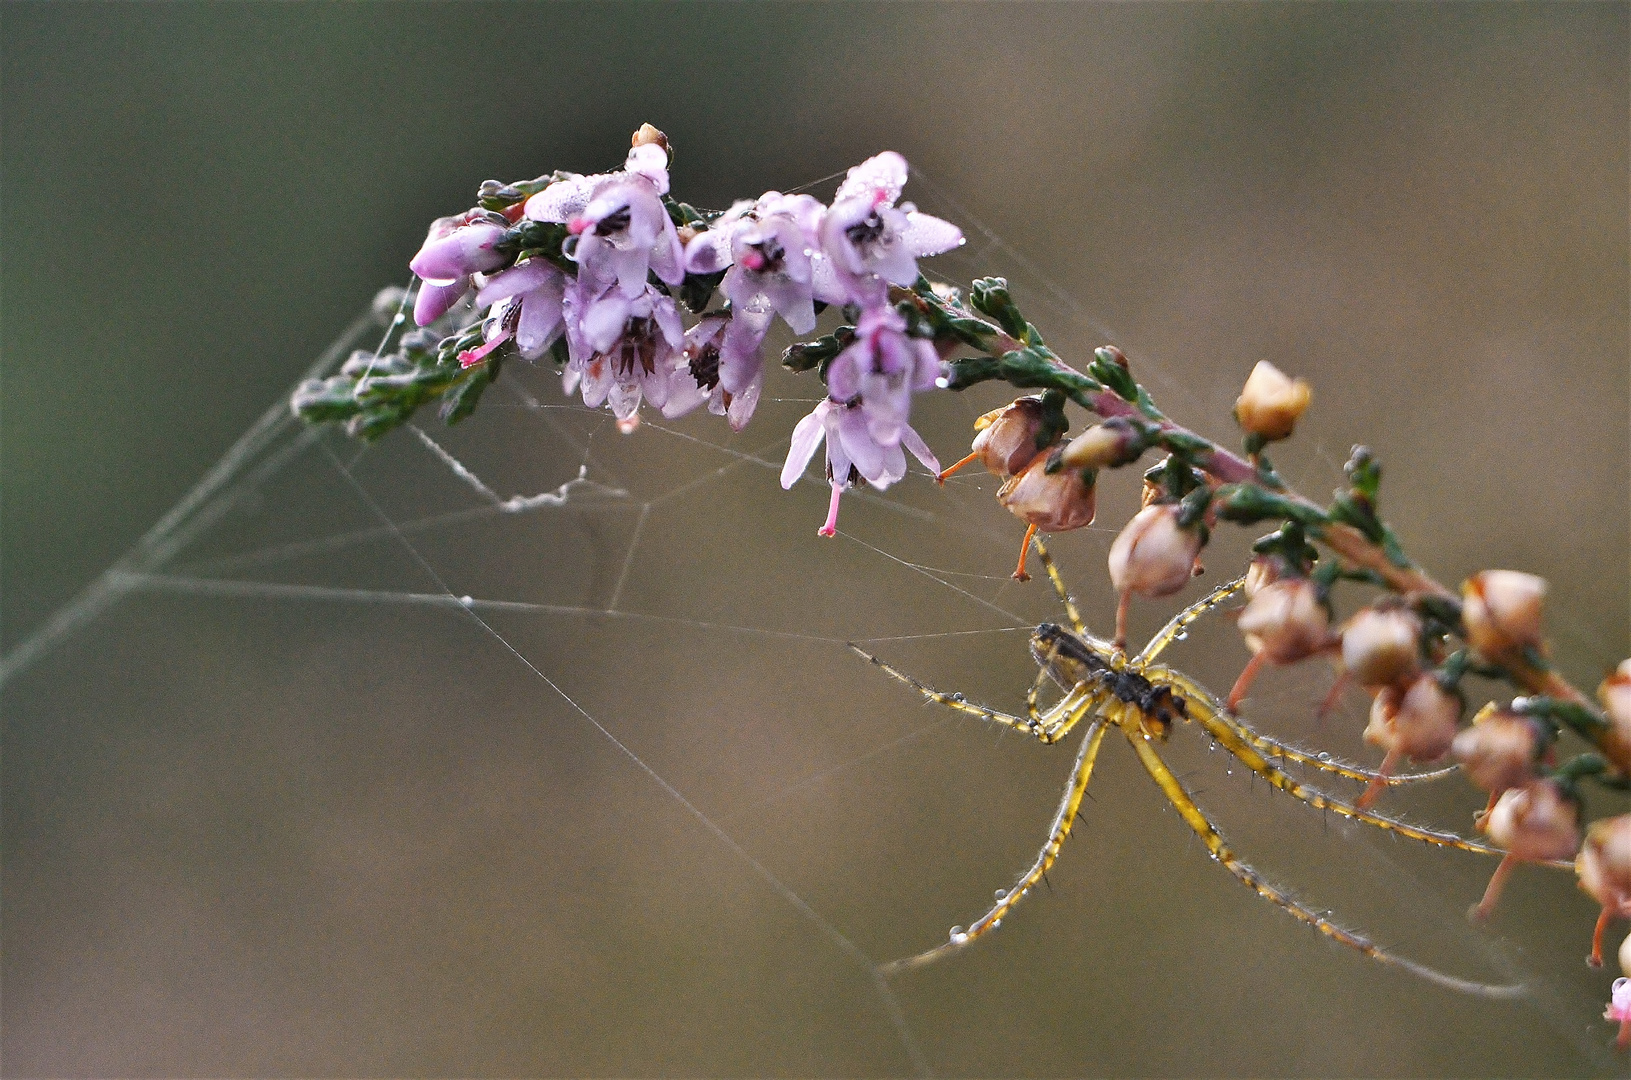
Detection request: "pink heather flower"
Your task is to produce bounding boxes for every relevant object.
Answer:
[1606,977,1631,1048]
[685,192,825,335]
[408,212,512,325]
[660,315,766,431]
[560,279,685,433]
[780,398,940,537]
[454,259,568,367]
[825,305,942,449]
[814,151,963,307]
[525,143,683,299]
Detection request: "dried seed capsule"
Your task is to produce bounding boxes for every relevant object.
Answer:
[1340,604,1422,689]
[1485,781,1580,863]
[1450,710,1539,794]
[1461,570,1547,660]
[1108,504,1203,601]
[1237,578,1331,665]
[997,454,1097,533]
[1579,815,1631,914]
[1363,673,1461,763]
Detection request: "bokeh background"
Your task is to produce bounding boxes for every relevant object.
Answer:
[3,3,1627,1076]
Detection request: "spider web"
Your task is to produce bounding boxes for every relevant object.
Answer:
[3,173,1626,1077]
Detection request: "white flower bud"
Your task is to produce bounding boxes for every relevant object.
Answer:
[1107,504,1203,599]
[1485,781,1580,863]
[996,454,1097,533]
[1363,673,1460,762]
[1340,605,1421,688]
[1234,360,1312,441]
[1237,578,1331,665]
[969,398,1048,478]
[1450,710,1538,793]
[1461,570,1547,660]
[1579,814,1631,913]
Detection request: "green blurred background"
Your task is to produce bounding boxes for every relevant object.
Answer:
[3,3,1627,1076]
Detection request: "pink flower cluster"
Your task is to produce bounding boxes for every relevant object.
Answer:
[408,143,963,531]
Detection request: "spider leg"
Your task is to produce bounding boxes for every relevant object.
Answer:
[1123,727,1524,998]
[1148,665,1517,859]
[849,643,1094,744]
[1134,576,1247,665]
[880,712,1112,977]
[1030,535,1086,637]
[1212,700,1460,788]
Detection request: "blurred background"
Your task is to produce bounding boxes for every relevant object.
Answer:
[3,2,1626,1075]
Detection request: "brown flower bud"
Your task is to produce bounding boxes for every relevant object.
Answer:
[1461,570,1547,660]
[997,454,1097,533]
[1600,660,1631,736]
[1363,672,1460,762]
[1450,710,1538,793]
[1237,578,1331,665]
[631,123,669,152]
[1340,604,1421,688]
[1485,781,1580,862]
[1108,504,1203,600]
[970,398,1048,478]
[1578,814,1631,913]
[1234,361,1312,441]
[1057,424,1123,472]
[1243,557,1280,599]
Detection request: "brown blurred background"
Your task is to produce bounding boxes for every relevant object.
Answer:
[3,3,1627,1075]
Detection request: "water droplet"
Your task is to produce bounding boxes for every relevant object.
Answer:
[1174,630,1188,641]
[949,926,968,945]
[951,693,965,702]
[995,888,1009,900]
[935,377,950,390]
[991,919,1002,928]
[392,312,406,325]
[459,595,474,606]
[1317,752,1332,762]
[1226,768,1233,776]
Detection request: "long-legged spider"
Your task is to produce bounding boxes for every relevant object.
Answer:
[850,538,1525,997]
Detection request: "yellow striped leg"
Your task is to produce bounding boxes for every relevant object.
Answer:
[1149,665,1508,858]
[1030,535,1086,637]
[1123,728,1523,998]
[880,713,1112,976]
[1215,703,1461,788]
[1134,576,1248,665]
[850,643,1095,744]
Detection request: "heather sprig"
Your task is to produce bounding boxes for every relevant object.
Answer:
[292,127,1631,1036]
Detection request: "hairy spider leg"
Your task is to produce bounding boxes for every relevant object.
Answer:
[1216,713,1461,788]
[880,713,1113,976]
[1136,580,1459,789]
[1148,664,1512,858]
[1029,535,1086,637]
[849,643,1096,745]
[1133,576,1248,666]
[1122,727,1524,998]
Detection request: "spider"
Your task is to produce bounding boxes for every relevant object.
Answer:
[850,537,1529,997]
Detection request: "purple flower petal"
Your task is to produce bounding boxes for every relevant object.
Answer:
[835,150,908,205]
[781,403,829,489]
[413,277,469,326]
[902,211,964,257]
[899,422,941,475]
